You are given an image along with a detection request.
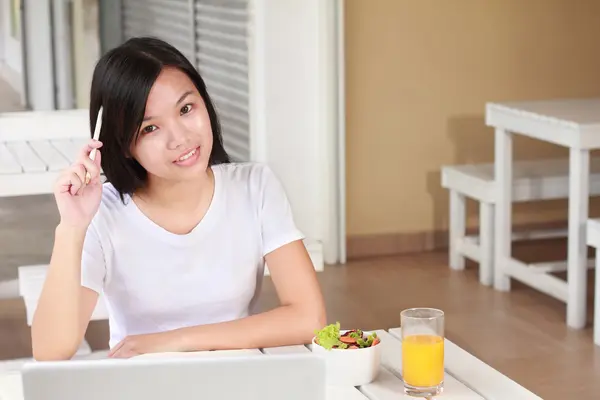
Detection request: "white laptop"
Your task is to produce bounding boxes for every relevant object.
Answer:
[20,353,326,400]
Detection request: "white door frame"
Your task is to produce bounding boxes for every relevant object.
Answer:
[335,0,346,264]
[248,0,346,266]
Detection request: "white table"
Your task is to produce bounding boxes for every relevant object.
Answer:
[0,327,540,400]
[0,109,91,197]
[486,98,600,329]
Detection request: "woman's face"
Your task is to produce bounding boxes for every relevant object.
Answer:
[130,67,214,183]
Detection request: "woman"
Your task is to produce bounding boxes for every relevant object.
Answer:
[31,37,326,360]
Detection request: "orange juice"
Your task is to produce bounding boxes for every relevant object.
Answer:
[402,334,444,387]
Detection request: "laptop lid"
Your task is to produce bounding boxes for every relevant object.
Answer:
[21,353,326,400]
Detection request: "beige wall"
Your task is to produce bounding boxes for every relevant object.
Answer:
[345,0,600,239]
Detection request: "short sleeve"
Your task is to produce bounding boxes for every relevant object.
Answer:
[257,165,305,256]
[80,223,106,294]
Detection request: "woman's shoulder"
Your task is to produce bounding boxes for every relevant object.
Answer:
[214,162,291,209]
[85,182,130,239]
[213,161,280,187]
[89,182,132,226]
[99,182,130,209]
[214,162,289,207]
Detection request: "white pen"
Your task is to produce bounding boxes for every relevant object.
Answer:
[85,107,103,184]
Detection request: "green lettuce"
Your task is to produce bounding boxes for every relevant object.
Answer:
[314,323,377,350]
[315,322,344,350]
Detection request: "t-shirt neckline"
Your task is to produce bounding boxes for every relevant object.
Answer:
[124,165,224,246]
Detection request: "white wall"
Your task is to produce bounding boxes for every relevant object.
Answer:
[249,0,342,265]
[0,0,25,103]
[23,0,54,110]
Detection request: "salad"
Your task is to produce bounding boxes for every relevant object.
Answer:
[314,322,380,350]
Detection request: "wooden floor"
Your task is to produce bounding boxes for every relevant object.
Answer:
[1,239,599,399]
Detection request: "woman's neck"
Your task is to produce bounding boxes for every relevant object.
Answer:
[134,167,215,213]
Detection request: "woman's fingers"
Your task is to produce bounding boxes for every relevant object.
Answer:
[89,149,102,184]
[93,147,102,168]
[89,176,101,186]
[56,170,84,196]
[80,154,101,185]
[108,339,127,358]
[70,164,87,195]
[77,140,102,185]
[55,140,103,196]
[81,157,99,179]
[77,139,103,161]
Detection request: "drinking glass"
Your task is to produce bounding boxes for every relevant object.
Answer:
[400,308,444,397]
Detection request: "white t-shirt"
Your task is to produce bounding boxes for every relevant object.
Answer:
[81,162,304,348]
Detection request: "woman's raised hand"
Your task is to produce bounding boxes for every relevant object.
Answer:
[53,140,103,230]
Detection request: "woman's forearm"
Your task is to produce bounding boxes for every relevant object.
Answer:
[31,224,87,360]
[174,304,327,352]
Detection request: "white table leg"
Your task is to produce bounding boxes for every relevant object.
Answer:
[567,148,589,329]
[479,202,494,286]
[449,190,466,270]
[494,128,512,291]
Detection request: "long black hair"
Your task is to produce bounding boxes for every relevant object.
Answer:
[89,36,230,201]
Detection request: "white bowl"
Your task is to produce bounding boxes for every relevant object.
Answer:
[311,330,381,386]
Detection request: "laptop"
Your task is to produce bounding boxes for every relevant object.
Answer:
[21,353,326,400]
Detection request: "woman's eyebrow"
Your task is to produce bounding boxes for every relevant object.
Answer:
[143,90,195,122]
[176,90,194,105]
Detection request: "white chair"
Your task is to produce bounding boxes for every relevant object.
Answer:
[441,157,600,286]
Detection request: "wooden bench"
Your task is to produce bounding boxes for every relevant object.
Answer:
[0,109,90,197]
[441,157,600,286]
[586,218,600,347]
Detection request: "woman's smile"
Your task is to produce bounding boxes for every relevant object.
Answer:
[173,146,201,166]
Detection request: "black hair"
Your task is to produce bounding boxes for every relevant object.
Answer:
[89,36,230,201]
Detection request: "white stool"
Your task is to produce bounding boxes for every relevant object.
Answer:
[441,157,600,286]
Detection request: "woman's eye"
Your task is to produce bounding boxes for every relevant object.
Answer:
[180,104,193,115]
[142,125,157,134]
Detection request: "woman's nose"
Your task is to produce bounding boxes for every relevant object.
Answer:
[168,123,192,149]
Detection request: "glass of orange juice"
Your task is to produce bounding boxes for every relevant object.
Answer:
[400,308,444,397]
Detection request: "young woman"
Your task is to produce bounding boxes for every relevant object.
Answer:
[31,37,326,360]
